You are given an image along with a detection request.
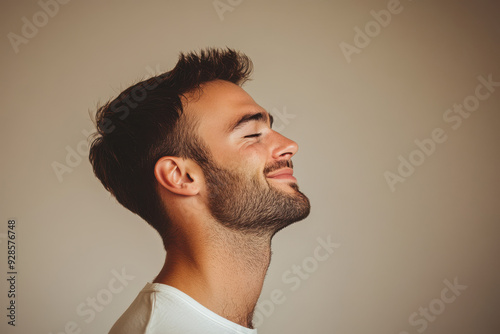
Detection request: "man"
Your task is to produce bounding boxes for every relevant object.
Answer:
[89,48,310,333]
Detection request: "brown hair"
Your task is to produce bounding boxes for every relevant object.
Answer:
[89,48,253,242]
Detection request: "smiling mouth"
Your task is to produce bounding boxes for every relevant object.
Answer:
[266,168,297,182]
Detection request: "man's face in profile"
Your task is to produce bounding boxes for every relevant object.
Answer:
[186,80,310,235]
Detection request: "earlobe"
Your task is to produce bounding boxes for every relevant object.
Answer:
[154,157,199,196]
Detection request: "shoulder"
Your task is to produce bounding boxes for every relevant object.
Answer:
[109,282,258,334]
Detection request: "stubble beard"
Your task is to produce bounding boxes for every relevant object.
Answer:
[202,158,311,238]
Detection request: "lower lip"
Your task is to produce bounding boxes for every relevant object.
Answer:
[267,174,297,182]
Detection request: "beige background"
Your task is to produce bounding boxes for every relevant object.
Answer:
[1,0,499,333]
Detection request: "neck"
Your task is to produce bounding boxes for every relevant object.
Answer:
[154,223,272,328]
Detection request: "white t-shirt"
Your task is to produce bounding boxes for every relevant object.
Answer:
[108,282,258,334]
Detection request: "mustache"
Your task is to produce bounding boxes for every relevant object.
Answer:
[263,160,293,175]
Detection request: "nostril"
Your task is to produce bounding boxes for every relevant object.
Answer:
[271,133,298,159]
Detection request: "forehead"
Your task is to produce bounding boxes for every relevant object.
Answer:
[183,80,266,135]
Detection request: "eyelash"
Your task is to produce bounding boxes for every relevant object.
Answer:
[244,133,262,138]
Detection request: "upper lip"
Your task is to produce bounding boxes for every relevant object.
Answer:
[266,168,294,178]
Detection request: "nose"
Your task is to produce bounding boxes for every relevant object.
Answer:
[270,130,299,160]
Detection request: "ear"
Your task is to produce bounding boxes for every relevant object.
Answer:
[154,156,200,196]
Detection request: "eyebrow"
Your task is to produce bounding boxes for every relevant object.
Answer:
[228,111,274,132]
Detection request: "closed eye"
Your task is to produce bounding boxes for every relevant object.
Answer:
[244,133,262,138]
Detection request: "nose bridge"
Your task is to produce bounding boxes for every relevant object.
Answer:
[270,130,298,159]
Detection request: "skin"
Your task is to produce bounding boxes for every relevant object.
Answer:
[152,80,303,328]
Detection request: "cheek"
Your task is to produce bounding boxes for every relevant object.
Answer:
[218,149,264,180]
[241,143,267,164]
[240,140,268,158]
[245,152,270,181]
[216,140,269,175]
